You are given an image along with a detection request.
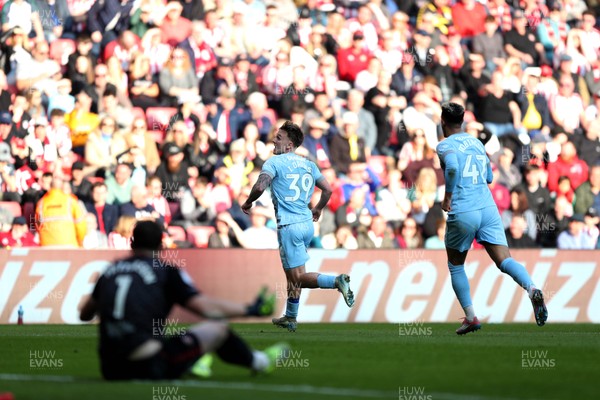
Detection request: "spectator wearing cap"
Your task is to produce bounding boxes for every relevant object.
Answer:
[200,56,237,106]
[35,174,87,247]
[451,0,486,40]
[547,140,589,194]
[179,21,218,82]
[159,47,199,108]
[337,31,372,83]
[69,161,92,203]
[301,118,332,170]
[84,116,127,176]
[417,0,452,36]
[557,213,598,249]
[105,162,146,205]
[330,112,367,175]
[85,181,119,235]
[286,6,312,48]
[549,74,586,134]
[0,216,38,248]
[516,164,552,216]
[405,29,435,76]
[159,1,192,47]
[155,142,190,203]
[574,164,600,216]
[537,4,570,66]
[207,87,247,146]
[473,16,507,73]
[346,5,378,52]
[504,10,546,67]
[279,65,315,120]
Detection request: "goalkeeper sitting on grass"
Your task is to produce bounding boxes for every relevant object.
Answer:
[80,220,283,380]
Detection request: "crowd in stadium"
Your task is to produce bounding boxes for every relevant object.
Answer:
[0,0,599,250]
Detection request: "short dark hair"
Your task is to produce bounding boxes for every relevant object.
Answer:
[441,102,465,128]
[280,120,304,148]
[131,220,163,251]
[91,181,107,191]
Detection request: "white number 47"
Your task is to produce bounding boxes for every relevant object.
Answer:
[462,155,487,184]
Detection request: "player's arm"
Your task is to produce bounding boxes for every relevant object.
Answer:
[241,172,273,214]
[80,296,98,321]
[486,160,493,184]
[441,151,459,212]
[311,176,333,221]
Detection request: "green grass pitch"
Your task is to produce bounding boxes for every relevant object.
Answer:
[0,323,599,400]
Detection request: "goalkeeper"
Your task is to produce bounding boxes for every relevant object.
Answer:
[80,220,282,380]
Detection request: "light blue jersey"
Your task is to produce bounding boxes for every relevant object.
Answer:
[261,153,323,227]
[436,133,496,215]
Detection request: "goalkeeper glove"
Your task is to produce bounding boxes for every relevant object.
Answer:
[246,287,276,316]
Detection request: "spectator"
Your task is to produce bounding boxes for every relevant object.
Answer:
[127,53,160,110]
[555,175,575,203]
[207,87,247,146]
[396,217,423,249]
[159,47,199,107]
[335,188,373,229]
[557,214,598,249]
[0,141,19,202]
[547,141,589,193]
[208,211,241,248]
[549,74,586,134]
[120,185,163,224]
[397,128,432,172]
[105,162,146,205]
[345,89,377,153]
[48,79,76,115]
[504,10,545,67]
[375,169,412,224]
[87,0,135,49]
[517,164,552,215]
[308,54,339,101]
[35,175,87,247]
[496,147,522,190]
[155,143,190,203]
[337,31,371,83]
[1,0,45,39]
[574,164,600,215]
[82,213,109,249]
[472,16,506,72]
[107,215,137,249]
[409,167,440,226]
[218,139,254,198]
[179,21,217,81]
[240,123,268,165]
[244,92,272,142]
[354,57,382,94]
[330,112,367,175]
[505,215,539,249]
[84,116,127,176]
[204,166,234,215]
[357,215,396,249]
[85,181,119,236]
[563,29,595,76]
[304,91,337,132]
[240,205,278,249]
[321,225,359,250]
[147,175,171,225]
[424,218,446,249]
[478,71,525,141]
[501,187,537,241]
[279,65,315,120]
[122,117,161,175]
[180,178,214,227]
[538,195,572,248]
[65,88,100,155]
[188,123,224,180]
[16,40,61,95]
[158,2,192,46]
[451,0,486,40]
[70,161,93,203]
[141,28,171,76]
[301,118,332,169]
[341,162,380,215]
[0,216,37,248]
[261,47,294,100]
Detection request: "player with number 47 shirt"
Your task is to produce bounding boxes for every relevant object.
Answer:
[242,121,355,332]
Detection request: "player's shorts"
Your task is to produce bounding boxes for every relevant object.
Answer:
[445,206,508,252]
[100,333,203,380]
[277,220,314,269]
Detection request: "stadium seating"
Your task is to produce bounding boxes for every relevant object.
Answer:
[186,226,215,248]
[0,201,22,217]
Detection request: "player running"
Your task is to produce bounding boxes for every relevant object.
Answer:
[80,220,285,380]
[437,103,548,335]
[241,121,355,332]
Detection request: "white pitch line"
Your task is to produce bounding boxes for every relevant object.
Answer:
[0,373,544,400]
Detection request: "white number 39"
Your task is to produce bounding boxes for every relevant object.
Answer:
[285,173,314,201]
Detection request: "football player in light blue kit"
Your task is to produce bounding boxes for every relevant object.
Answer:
[242,121,355,332]
[437,103,548,335]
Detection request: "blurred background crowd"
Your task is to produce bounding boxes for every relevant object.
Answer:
[0,0,600,250]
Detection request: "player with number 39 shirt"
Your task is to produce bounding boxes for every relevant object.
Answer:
[242,121,355,332]
[437,103,548,335]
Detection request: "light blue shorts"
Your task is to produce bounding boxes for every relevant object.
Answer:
[277,220,314,269]
[445,206,508,252]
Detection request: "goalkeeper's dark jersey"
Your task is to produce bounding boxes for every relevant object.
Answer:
[91,256,199,360]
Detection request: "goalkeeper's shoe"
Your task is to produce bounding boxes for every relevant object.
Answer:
[272,315,297,332]
[530,289,548,327]
[456,317,482,335]
[190,353,214,378]
[262,342,291,374]
[248,287,276,316]
[335,274,355,308]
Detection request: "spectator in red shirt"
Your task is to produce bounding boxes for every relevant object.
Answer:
[337,31,372,83]
[181,21,218,81]
[102,30,141,70]
[489,164,511,215]
[160,1,193,47]
[451,0,486,39]
[547,141,589,193]
[0,216,38,248]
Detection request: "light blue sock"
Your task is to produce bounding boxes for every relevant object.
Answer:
[449,262,473,308]
[316,274,336,289]
[499,258,535,294]
[285,297,300,318]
